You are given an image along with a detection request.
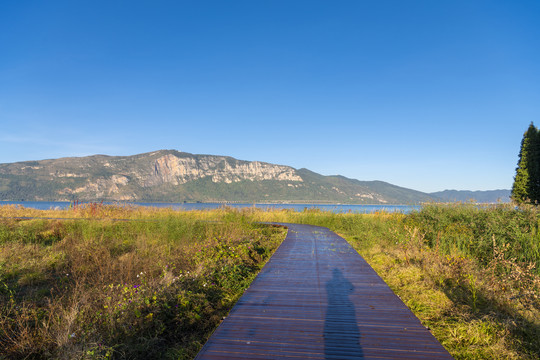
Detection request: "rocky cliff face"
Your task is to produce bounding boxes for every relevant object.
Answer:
[148,153,303,186]
[0,150,311,202]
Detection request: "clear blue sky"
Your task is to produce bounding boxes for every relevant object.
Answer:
[1,1,539,193]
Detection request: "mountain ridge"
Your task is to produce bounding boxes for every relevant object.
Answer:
[0,150,507,204]
[430,189,511,203]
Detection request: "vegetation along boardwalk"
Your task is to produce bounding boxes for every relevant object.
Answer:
[195,223,453,359]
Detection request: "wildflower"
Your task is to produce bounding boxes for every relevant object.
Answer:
[70,333,76,338]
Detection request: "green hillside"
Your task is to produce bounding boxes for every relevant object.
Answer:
[0,150,435,204]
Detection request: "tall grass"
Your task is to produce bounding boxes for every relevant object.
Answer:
[1,203,539,359]
[0,205,285,359]
[407,202,540,271]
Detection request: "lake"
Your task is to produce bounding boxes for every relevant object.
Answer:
[0,201,421,214]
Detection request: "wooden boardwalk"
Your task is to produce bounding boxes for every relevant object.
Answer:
[195,223,453,359]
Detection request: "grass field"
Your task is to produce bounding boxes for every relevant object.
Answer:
[0,204,286,359]
[1,203,539,359]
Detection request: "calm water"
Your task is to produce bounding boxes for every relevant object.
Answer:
[0,201,421,214]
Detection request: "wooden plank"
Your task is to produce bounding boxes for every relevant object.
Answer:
[195,223,454,359]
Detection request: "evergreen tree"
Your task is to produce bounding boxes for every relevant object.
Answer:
[512,123,540,204]
[530,128,540,201]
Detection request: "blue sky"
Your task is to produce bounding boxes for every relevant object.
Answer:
[1,1,539,193]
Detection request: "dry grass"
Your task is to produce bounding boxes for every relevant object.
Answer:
[1,203,539,359]
[0,205,286,359]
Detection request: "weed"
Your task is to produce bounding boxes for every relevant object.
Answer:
[0,205,285,359]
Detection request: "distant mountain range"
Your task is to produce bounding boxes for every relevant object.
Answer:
[430,189,511,203]
[0,150,510,204]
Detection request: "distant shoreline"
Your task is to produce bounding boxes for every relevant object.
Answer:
[0,201,422,214]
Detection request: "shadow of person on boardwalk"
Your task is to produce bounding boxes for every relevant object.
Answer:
[324,268,363,359]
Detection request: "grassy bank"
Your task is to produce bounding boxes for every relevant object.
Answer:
[0,205,285,359]
[1,203,539,359]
